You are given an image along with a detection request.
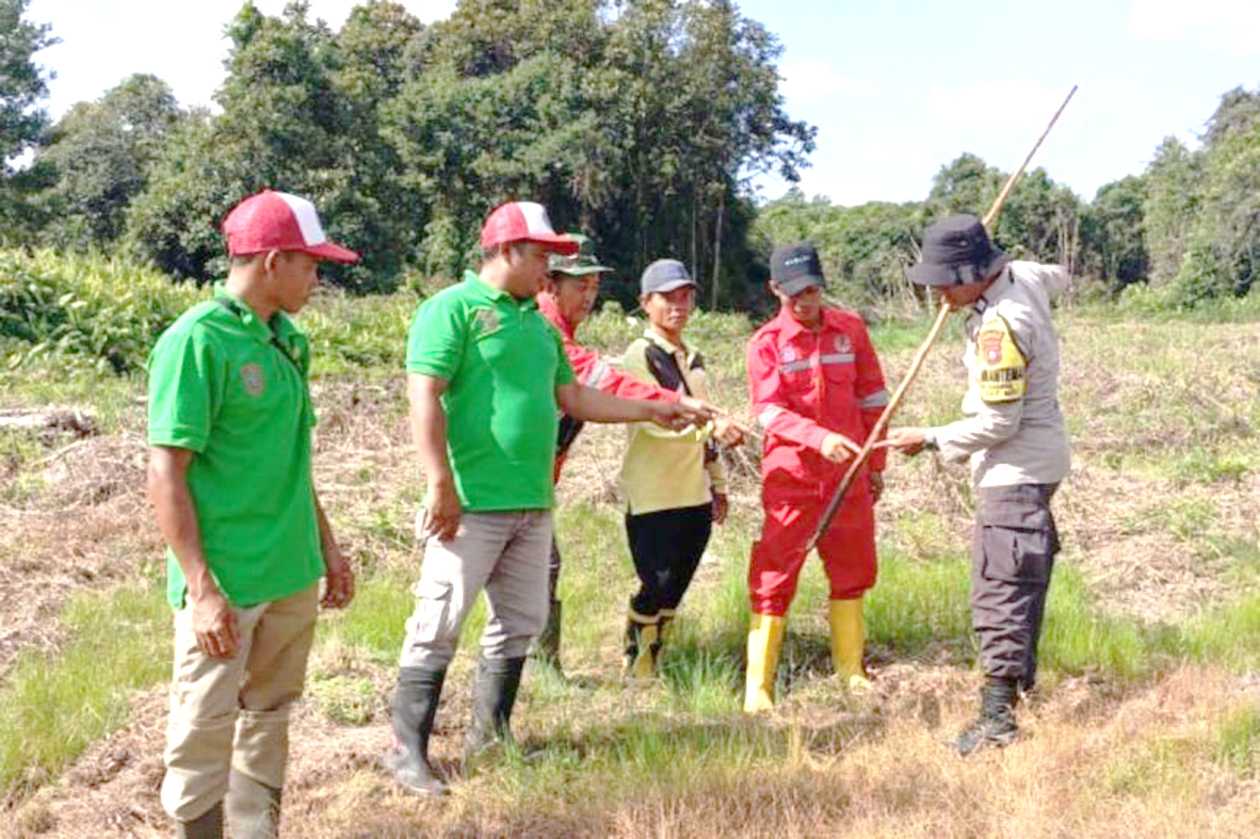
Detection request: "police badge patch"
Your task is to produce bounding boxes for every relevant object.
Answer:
[240,363,265,397]
[975,315,1026,403]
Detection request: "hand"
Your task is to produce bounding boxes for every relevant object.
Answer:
[820,432,861,463]
[885,427,927,456]
[190,587,239,659]
[418,478,462,542]
[869,472,885,503]
[648,400,704,431]
[712,492,729,525]
[321,544,355,609]
[712,417,746,448]
[678,395,718,422]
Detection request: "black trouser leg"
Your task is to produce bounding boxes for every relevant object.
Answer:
[625,503,713,617]
[971,484,1060,687]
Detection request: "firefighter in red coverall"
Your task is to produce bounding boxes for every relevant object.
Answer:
[743,243,890,712]
[533,234,710,674]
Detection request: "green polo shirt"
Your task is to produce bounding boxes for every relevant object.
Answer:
[406,270,575,511]
[147,285,323,609]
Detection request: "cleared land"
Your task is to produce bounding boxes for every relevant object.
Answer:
[1,296,1258,838]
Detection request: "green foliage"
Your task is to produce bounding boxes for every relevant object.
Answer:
[0,0,55,167]
[1080,175,1148,291]
[0,248,203,373]
[33,74,183,248]
[1143,136,1204,288]
[0,584,169,795]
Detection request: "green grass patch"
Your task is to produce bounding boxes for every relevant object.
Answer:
[0,584,169,795]
[866,551,971,655]
[1183,593,1260,671]
[1215,704,1260,777]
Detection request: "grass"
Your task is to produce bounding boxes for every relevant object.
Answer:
[0,584,169,794]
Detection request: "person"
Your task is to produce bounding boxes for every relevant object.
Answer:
[533,235,707,673]
[743,243,890,713]
[617,259,745,679]
[146,189,357,839]
[886,213,1070,756]
[385,202,707,797]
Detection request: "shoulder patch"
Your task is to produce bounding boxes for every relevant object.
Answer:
[976,315,1026,403]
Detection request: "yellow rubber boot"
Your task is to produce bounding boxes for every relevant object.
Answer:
[624,611,660,681]
[829,598,873,691]
[743,613,786,713]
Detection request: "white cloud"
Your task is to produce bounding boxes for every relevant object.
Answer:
[777,59,876,104]
[1128,0,1260,56]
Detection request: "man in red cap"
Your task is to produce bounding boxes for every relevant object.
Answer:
[742,243,890,713]
[147,189,357,838]
[386,202,707,797]
[532,234,711,673]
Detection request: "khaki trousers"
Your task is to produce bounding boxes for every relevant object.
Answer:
[399,510,553,670]
[160,582,318,822]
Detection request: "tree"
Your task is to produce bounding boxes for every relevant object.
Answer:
[1080,175,1148,291]
[1143,137,1203,287]
[0,0,55,168]
[35,74,183,248]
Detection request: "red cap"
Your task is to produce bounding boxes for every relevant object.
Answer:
[480,202,578,254]
[221,190,359,263]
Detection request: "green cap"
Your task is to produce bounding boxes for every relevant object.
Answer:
[548,233,614,276]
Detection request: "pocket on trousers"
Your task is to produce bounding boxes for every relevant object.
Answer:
[409,577,454,643]
[980,526,1053,585]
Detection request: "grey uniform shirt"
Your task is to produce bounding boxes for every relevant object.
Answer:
[929,260,1071,488]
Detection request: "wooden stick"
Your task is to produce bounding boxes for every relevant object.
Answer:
[804,84,1077,553]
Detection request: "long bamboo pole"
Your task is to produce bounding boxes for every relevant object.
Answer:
[804,85,1077,553]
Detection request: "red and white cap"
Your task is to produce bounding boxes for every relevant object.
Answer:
[222,189,359,264]
[480,201,578,255]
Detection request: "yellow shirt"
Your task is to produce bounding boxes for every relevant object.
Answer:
[617,327,728,515]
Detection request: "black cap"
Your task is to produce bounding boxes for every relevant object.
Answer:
[907,214,1009,287]
[770,243,825,296]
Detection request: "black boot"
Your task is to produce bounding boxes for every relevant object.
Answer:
[384,666,448,796]
[464,656,526,771]
[530,599,563,674]
[955,676,1019,757]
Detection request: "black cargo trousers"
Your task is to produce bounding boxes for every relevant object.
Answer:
[971,482,1061,691]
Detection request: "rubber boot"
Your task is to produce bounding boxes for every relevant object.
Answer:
[742,613,786,713]
[655,610,675,673]
[624,610,660,681]
[529,599,563,675]
[463,656,526,771]
[225,770,281,839]
[175,801,223,839]
[955,676,1019,757]
[384,666,448,796]
[828,598,873,691]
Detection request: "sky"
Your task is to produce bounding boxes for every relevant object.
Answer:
[24,0,1260,206]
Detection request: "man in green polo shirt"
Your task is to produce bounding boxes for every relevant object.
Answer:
[147,190,357,839]
[385,201,707,797]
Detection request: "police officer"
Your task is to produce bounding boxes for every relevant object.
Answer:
[887,214,1070,756]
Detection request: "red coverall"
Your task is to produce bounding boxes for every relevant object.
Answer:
[537,292,679,482]
[746,306,889,616]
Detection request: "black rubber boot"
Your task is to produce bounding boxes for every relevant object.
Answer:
[955,676,1019,757]
[225,770,281,839]
[530,599,563,675]
[463,656,526,771]
[384,666,448,796]
[175,801,224,839]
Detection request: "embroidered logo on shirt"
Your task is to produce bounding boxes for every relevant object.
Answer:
[471,307,501,337]
[240,363,265,397]
[780,346,797,363]
[835,334,852,354]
